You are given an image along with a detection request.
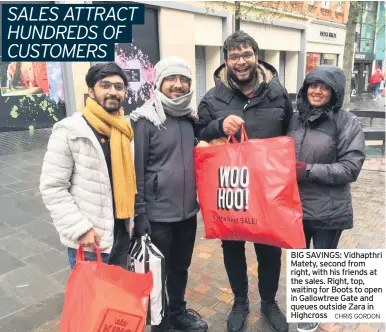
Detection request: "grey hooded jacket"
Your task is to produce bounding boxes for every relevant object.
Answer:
[287,66,365,230]
[132,115,199,223]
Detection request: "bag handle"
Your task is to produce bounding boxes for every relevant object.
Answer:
[76,246,103,263]
[227,124,249,143]
[240,125,249,143]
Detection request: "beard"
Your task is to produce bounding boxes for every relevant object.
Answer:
[228,64,257,86]
[97,96,123,113]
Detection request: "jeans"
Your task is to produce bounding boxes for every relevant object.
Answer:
[149,215,197,316]
[222,240,282,303]
[303,228,343,249]
[67,219,130,269]
[372,83,380,98]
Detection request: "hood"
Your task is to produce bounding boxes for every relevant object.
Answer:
[213,60,276,91]
[297,65,345,115]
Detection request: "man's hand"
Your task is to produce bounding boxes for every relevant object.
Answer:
[77,229,100,247]
[134,214,151,236]
[296,162,307,181]
[223,115,245,136]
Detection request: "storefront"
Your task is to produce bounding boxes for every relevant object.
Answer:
[241,20,306,97]
[0,1,67,132]
[306,20,346,74]
[69,2,229,111]
[351,1,379,95]
[353,52,375,95]
[69,2,311,110]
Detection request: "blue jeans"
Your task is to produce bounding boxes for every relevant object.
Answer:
[304,228,342,249]
[372,83,380,98]
[67,219,130,269]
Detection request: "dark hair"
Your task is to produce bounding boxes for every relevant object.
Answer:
[223,30,259,59]
[85,63,128,88]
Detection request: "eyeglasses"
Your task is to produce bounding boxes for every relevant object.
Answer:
[99,81,125,91]
[164,75,191,85]
[309,82,330,92]
[227,51,255,63]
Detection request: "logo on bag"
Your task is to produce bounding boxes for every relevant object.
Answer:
[98,309,142,332]
[217,166,249,211]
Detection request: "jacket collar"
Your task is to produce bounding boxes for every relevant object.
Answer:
[53,112,93,139]
[53,112,107,168]
[214,77,282,104]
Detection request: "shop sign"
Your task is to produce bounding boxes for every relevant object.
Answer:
[355,52,374,61]
[320,31,337,39]
[308,23,345,45]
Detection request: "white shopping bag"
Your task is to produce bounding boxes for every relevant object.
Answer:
[128,235,166,325]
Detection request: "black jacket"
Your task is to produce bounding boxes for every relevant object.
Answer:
[195,61,293,141]
[132,115,199,222]
[287,65,366,230]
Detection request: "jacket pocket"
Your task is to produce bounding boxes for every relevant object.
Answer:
[250,108,286,138]
[330,185,352,217]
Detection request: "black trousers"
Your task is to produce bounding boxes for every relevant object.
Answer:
[107,219,130,268]
[222,240,282,303]
[304,227,343,249]
[150,216,197,316]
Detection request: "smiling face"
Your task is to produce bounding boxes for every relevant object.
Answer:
[307,82,332,107]
[88,75,126,113]
[226,45,257,85]
[160,75,191,99]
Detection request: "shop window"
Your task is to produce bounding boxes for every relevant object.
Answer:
[321,1,330,9]
[308,1,315,5]
[306,53,321,73]
[195,46,206,107]
[335,3,342,12]
[322,53,338,66]
[360,39,375,53]
[375,60,383,70]
[258,49,265,61]
[279,51,286,86]
[358,1,378,54]
[364,1,377,11]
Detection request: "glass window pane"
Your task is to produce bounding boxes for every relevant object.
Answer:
[306,53,321,73]
[360,39,374,53]
[322,54,338,66]
[361,24,375,39]
[365,1,376,11]
[279,51,286,85]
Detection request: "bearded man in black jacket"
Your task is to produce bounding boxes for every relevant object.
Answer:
[195,31,293,332]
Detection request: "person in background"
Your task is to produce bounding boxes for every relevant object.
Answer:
[130,56,208,332]
[40,63,134,268]
[196,30,293,332]
[287,65,365,332]
[369,67,384,101]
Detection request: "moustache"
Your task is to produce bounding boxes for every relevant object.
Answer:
[235,65,250,71]
[104,96,120,102]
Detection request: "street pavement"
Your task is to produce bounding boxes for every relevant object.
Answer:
[349,93,385,111]
[0,97,384,332]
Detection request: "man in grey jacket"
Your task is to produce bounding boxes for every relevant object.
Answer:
[130,56,207,332]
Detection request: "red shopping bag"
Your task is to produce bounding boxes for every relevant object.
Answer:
[195,127,305,249]
[60,247,153,332]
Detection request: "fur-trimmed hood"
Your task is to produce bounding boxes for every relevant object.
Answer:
[213,60,276,93]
